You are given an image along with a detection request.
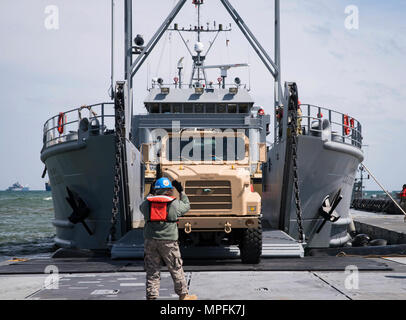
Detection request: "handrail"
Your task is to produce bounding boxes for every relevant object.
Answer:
[43,102,114,125]
[42,102,115,148]
[148,83,250,90]
[275,104,363,149]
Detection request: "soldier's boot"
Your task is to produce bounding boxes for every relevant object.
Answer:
[179,294,198,300]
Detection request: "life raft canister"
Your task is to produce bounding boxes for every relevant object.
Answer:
[57,112,66,134]
[147,195,176,222]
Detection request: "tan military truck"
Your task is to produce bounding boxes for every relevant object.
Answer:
[142,129,264,263]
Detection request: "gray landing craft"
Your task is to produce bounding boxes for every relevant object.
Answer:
[40,0,363,261]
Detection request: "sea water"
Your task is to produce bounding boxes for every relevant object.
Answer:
[0,191,55,262]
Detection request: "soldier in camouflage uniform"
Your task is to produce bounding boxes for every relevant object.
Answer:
[140,177,197,300]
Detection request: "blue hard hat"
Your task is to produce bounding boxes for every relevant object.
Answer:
[154,177,173,189]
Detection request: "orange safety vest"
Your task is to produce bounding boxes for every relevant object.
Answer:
[400,189,406,199]
[147,195,176,222]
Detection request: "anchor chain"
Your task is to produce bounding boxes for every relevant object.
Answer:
[288,85,306,243]
[108,84,125,244]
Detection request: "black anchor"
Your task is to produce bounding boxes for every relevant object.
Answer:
[66,187,93,235]
[316,188,342,234]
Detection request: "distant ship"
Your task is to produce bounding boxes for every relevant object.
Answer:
[45,181,51,191]
[7,182,29,191]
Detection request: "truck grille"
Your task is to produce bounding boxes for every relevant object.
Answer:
[185,180,232,210]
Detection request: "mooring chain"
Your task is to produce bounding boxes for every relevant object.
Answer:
[109,85,125,244]
[288,88,306,244]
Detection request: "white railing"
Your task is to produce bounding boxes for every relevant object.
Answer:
[275,104,363,149]
[42,103,115,148]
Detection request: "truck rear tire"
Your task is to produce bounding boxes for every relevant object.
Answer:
[239,220,262,264]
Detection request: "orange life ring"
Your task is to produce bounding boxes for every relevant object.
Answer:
[344,115,350,135]
[57,112,66,134]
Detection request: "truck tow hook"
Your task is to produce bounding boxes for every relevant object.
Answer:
[224,222,232,234]
[184,222,192,234]
[316,189,342,234]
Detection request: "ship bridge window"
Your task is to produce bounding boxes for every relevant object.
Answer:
[173,104,182,113]
[239,104,248,113]
[184,104,193,113]
[149,103,159,113]
[166,137,246,161]
[206,104,215,113]
[194,104,204,113]
[162,104,171,113]
[228,104,237,113]
[217,104,226,113]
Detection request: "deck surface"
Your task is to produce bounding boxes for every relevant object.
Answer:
[2,213,406,300]
[0,256,405,300]
[111,229,305,259]
[0,256,392,274]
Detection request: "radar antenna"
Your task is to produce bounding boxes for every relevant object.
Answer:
[202,63,249,89]
[168,0,232,87]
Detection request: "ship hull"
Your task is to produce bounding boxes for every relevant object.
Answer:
[262,134,363,248]
[40,134,125,250]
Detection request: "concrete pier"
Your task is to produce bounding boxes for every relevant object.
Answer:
[1,266,406,300]
[0,255,405,300]
[351,210,406,244]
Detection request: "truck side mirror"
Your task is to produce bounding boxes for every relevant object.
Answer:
[141,143,150,163]
[259,143,267,162]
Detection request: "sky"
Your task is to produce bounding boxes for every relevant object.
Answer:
[0,0,405,191]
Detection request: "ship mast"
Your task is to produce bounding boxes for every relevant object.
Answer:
[124,0,283,105]
[168,0,232,88]
[275,0,282,106]
[196,1,202,84]
[190,0,207,87]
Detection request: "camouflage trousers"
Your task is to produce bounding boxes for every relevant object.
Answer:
[144,238,188,299]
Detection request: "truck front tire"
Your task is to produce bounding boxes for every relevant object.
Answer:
[239,220,262,264]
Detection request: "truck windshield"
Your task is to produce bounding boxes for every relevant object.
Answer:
[166,136,246,161]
